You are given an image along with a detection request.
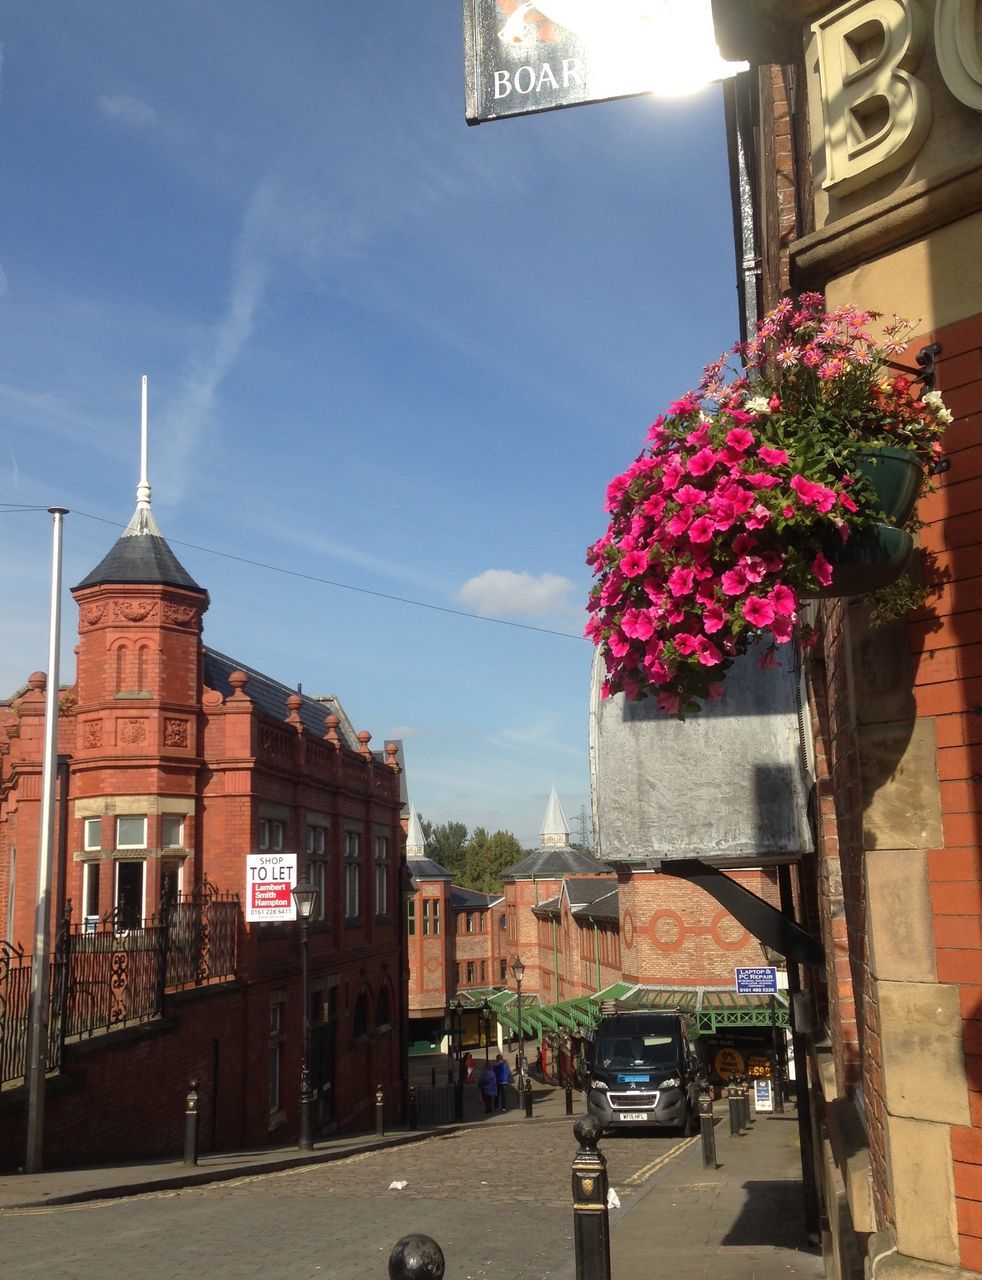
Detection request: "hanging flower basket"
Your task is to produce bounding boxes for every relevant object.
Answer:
[586,294,951,717]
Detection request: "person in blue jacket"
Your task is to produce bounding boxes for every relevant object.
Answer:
[493,1052,512,1111]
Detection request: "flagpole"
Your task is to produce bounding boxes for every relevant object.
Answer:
[25,506,68,1173]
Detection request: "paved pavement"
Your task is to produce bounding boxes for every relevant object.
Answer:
[0,1082,823,1280]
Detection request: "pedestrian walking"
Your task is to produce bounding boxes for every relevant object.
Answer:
[477,1063,497,1114]
[493,1052,512,1110]
[463,1051,475,1083]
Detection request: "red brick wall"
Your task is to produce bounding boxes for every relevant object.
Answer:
[911,314,982,1272]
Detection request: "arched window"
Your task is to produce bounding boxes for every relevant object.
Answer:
[376,985,390,1029]
[353,992,369,1039]
[136,643,152,693]
[114,644,130,694]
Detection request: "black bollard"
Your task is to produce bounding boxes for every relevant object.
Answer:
[524,1074,533,1118]
[698,1087,717,1170]
[183,1079,199,1167]
[773,1067,784,1114]
[728,1084,742,1137]
[376,1083,385,1137]
[565,1080,574,1116]
[388,1234,446,1280]
[570,1116,612,1280]
[431,1066,436,1087]
[408,1084,418,1130]
[740,1078,752,1130]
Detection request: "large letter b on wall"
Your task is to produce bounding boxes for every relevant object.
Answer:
[814,0,932,195]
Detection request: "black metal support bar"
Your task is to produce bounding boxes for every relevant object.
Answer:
[388,1234,446,1280]
[524,1074,533,1118]
[698,1088,717,1170]
[183,1079,199,1167]
[565,1081,574,1116]
[408,1084,418,1131]
[571,1116,612,1280]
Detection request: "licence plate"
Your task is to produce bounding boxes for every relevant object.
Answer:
[618,1111,648,1121]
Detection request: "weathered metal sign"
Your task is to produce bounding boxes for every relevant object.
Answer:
[463,1,745,124]
[589,639,814,867]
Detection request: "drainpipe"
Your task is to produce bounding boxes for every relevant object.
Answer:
[552,918,559,1004]
[594,922,601,992]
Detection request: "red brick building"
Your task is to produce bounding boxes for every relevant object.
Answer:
[0,475,407,1167]
[713,4,982,1275]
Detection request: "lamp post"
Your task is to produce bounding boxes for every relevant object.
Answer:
[480,999,492,1062]
[450,998,465,1120]
[292,878,319,1151]
[511,957,526,1079]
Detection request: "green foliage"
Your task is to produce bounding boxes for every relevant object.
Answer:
[461,827,525,894]
[419,818,469,880]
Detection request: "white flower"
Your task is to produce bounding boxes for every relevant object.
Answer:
[744,395,772,415]
[923,389,953,423]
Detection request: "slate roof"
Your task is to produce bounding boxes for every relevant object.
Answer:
[532,877,618,922]
[451,886,500,910]
[203,648,363,752]
[502,847,603,880]
[407,858,453,886]
[73,532,205,595]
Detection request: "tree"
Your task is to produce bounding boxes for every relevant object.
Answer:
[420,819,469,881]
[462,827,525,894]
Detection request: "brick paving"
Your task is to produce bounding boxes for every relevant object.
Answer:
[0,1085,823,1280]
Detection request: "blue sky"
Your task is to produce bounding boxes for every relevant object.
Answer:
[0,2,740,847]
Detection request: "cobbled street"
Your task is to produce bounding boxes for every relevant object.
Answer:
[0,1122,694,1280]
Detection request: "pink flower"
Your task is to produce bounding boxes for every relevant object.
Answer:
[703,603,727,634]
[725,426,755,454]
[758,446,789,466]
[669,392,700,416]
[666,509,694,537]
[689,516,717,543]
[732,533,757,555]
[770,615,795,642]
[695,636,724,667]
[688,447,719,477]
[740,556,767,584]
[811,552,834,587]
[657,691,680,715]
[608,631,632,659]
[668,566,695,597]
[743,596,776,627]
[661,460,684,491]
[621,608,655,641]
[721,566,749,595]
[620,549,649,578]
[744,472,782,489]
[676,484,705,505]
[622,674,642,700]
[745,504,771,530]
[768,584,797,616]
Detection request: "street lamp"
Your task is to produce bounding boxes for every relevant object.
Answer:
[292,878,319,1151]
[511,957,526,1078]
[480,999,492,1062]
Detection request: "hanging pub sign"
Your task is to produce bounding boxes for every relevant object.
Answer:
[463,0,745,124]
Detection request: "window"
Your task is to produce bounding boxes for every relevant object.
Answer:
[114,860,145,929]
[344,832,360,920]
[116,815,147,850]
[466,961,475,984]
[432,900,441,936]
[83,818,101,852]
[353,993,368,1038]
[479,911,486,931]
[259,819,284,851]
[466,912,474,934]
[374,836,389,918]
[306,826,326,857]
[500,959,507,982]
[480,960,486,983]
[160,858,182,908]
[422,900,431,936]
[161,815,184,849]
[82,862,101,922]
[376,986,391,1029]
[407,899,416,936]
[268,1000,285,1116]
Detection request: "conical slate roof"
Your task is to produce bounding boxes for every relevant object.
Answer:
[406,804,452,884]
[74,532,204,594]
[502,787,599,880]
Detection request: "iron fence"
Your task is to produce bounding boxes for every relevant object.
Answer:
[0,882,239,1086]
[411,1083,458,1125]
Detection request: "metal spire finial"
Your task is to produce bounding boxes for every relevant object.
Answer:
[123,373,161,537]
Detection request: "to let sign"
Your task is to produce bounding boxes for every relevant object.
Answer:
[735,966,778,995]
[246,853,298,922]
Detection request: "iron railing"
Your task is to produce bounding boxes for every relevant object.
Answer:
[0,882,239,1086]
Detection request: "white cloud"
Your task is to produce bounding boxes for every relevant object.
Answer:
[457,568,576,618]
[98,93,158,129]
